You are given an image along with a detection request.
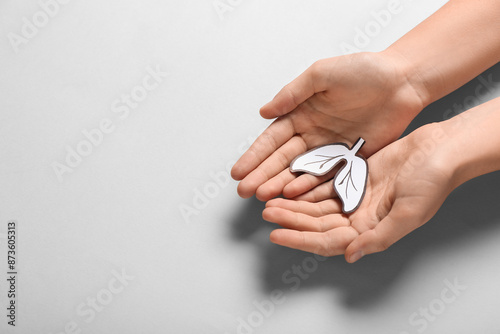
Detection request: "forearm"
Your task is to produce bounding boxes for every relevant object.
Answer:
[441,97,500,188]
[383,0,500,107]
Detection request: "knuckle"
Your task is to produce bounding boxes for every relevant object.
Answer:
[378,237,393,252]
[310,60,326,78]
[283,84,299,107]
[261,132,277,149]
[274,150,289,168]
[320,234,336,257]
[317,217,327,232]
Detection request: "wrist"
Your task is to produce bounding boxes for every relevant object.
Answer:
[432,120,471,190]
[435,97,500,189]
[402,122,459,191]
[406,120,482,192]
[380,48,433,110]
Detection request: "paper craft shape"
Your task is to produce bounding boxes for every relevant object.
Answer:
[290,138,368,214]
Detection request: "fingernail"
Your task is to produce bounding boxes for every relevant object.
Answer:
[350,251,364,263]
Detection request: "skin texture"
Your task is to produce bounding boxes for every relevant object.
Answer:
[231,0,500,202]
[263,123,454,262]
[232,0,500,261]
[231,52,424,201]
[264,97,500,262]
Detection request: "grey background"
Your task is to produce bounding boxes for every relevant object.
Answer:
[1,0,500,333]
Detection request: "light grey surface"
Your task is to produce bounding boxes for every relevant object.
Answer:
[1,0,500,333]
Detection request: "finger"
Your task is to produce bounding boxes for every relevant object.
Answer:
[256,157,339,201]
[263,206,349,232]
[345,199,424,263]
[256,169,297,202]
[231,117,295,181]
[293,181,338,202]
[284,167,339,198]
[269,227,359,257]
[237,136,307,198]
[266,198,343,217]
[260,60,329,119]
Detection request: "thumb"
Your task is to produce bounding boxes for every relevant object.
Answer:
[260,60,329,119]
[345,200,426,263]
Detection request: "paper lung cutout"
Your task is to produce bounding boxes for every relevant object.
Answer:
[290,138,368,213]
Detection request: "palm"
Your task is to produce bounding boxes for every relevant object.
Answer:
[262,125,453,261]
[232,52,423,201]
[292,55,415,151]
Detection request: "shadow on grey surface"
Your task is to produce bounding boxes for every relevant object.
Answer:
[229,64,500,308]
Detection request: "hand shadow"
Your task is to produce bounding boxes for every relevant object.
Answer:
[229,63,500,308]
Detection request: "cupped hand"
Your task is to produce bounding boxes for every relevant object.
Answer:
[262,123,455,262]
[231,52,424,201]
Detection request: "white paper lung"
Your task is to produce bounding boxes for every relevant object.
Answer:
[288,144,350,176]
[290,138,368,213]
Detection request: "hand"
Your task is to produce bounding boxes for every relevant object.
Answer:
[231,52,425,201]
[262,123,455,262]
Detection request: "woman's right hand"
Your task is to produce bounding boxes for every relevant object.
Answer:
[231,51,426,201]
